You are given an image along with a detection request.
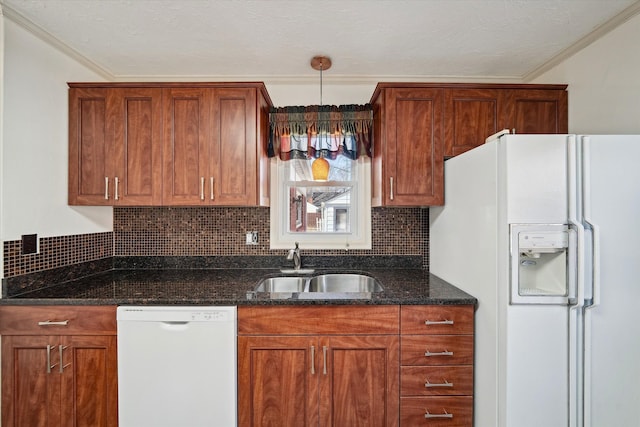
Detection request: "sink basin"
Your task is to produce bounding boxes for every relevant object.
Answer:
[254,277,306,293]
[307,274,383,293]
[251,273,383,300]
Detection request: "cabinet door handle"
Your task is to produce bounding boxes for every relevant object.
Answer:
[59,345,70,373]
[200,177,205,201]
[38,320,69,326]
[310,346,316,375]
[46,345,56,373]
[390,176,394,201]
[322,346,328,375]
[114,177,120,201]
[425,379,453,388]
[104,177,109,200]
[210,177,215,201]
[424,350,454,357]
[425,410,453,419]
[425,319,454,326]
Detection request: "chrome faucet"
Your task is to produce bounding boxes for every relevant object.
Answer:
[287,242,301,270]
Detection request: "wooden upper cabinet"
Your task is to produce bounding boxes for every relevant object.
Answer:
[371,85,444,207]
[444,88,500,157]
[69,88,110,205]
[110,88,163,205]
[69,82,272,206]
[501,88,568,134]
[211,88,257,205]
[444,85,568,157]
[162,87,212,205]
[69,87,162,205]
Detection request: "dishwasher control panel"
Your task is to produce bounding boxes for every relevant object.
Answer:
[117,306,236,323]
[190,310,230,322]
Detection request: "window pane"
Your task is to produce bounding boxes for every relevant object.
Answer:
[288,186,352,233]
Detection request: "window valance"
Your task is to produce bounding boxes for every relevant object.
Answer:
[268,104,373,161]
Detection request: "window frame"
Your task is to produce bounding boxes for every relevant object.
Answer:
[269,157,372,250]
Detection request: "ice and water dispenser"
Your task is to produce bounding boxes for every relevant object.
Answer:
[510,224,575,304]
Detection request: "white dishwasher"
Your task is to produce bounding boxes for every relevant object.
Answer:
[117,306,237,427]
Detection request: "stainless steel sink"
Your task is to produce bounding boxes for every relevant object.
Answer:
[254,277,307,293]
[307,274,383,293]
[251,273,383,300]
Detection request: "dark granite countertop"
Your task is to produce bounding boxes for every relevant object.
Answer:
[0,268,476,306]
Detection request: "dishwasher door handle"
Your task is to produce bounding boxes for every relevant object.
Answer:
[160,321,190,331]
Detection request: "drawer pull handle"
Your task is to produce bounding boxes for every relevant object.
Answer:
[425,349,453,357]
[311,346,316,375]
[425,409,453,419]
[38,320,69,326]
[425,379,453,388]
[425,319,454,326]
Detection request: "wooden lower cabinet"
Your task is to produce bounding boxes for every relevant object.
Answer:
[0,306,117,427]
[400,305,474,427]
[238,306,400,427]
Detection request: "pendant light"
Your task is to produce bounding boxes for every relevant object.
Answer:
[310,55,331,181]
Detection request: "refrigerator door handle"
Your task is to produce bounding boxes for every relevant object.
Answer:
[566,227,578,304]
[581,136,599,310]
[567,135,585,427]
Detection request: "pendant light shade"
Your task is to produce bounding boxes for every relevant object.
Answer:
[311,157,330,181]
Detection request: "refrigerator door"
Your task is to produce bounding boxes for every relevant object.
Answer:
[581,136,640,427]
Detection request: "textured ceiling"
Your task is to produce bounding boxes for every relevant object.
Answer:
[2,0,639,81]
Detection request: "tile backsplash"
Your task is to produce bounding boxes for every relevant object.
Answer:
[3,232,113,278]
[3,207,428,278]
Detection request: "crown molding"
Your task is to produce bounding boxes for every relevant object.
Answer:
[524,1,640,82]
[113,74,524,85]
[1,3,114,80]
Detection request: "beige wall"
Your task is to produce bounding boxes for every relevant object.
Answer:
[532,13,640,133]
[1,18,112,244]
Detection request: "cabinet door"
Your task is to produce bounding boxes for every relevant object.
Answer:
[238,336,319,427]
[501,89,568,134]
[211,88,257,205]
[1,335,62,427]
[320,335,399,427]
[110,88,163,205]
[69,88,112,205]
[162,87,212,205]
[60,335,117,427]
[444,88,500,157]
[384,88,444,206]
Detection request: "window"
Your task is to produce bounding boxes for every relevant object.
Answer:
[270,156,371,250]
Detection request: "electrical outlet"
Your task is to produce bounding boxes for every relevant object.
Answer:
[245,231,259,245]
[22,234,38,255]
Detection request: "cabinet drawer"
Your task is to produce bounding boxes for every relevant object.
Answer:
[401,305,474,335]
[401,366,473,396]
[0,306,117,335]
[401,335,473,366]
[238,305,399,335]
[401,396,472,426]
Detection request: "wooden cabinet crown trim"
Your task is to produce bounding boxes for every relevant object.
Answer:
[67,82,274,106]
[370,82,568,102]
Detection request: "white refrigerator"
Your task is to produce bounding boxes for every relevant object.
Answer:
[429,134,640,427]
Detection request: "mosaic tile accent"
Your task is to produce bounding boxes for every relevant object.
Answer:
[114,207,429,266]
[2,207,429,279]
[3,232,113,278]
